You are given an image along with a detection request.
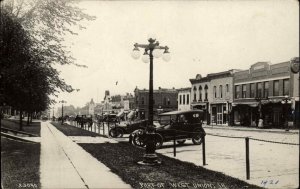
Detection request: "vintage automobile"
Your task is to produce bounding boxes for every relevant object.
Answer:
[131,110,206,148]
[108,119,148,138]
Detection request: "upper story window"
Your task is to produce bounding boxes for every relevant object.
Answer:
[242,84,246,98]
[163,97,167,105]
[186,94,189,104]
[283,79,289,96]
[204,85,208,101]
[226,84,229,93]
[250,83,255,98]
[167,98,171,105]
[183,94,186,104]
[199,86,202,101]
[219,85,223,99]
[193,86,197,101]
[179,95,182,104]
[257,82,262,98]
[235,85,240,99]
[141,97,145,105]
[264,82,269,98]
[273,80,279,96]
[213,86,217,98]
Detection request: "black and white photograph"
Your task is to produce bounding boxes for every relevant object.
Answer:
[0,0,299,188]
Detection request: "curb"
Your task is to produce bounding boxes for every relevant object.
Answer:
[1,132,40,143]
[203,126,299,134]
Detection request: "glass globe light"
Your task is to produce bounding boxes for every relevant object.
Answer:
[162,52,171,62]
[153,49,163,58]
[142,52,149,63]
[131,46,140,59]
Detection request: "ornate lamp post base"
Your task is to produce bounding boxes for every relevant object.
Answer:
[137,130,161,166]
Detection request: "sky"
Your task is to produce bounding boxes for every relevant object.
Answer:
[53,0,299,111]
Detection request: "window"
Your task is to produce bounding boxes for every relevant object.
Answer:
[187,94,189,104]
[193,86,197,101]
[167,98,170,105]
[273,80,279,96]
[199,86,202,101]
[163,97,167,105]
[242,84,246,98]
[213,86,217,98]
[257,82,262,98]
[141,97,145,105]
[204,85,208,100]
[219,85,223,98]
[179,95,182,104]
[235,85,240,99]
[226,84,229,93]
[283,79,289,96]
[250,83,255,98]
[264,82,269,98]
[183,95,186,104]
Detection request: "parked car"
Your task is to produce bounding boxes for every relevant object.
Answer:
[131,110,206,148]
[109,119,148,138]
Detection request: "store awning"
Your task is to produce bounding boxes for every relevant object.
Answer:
[232,102,258,107]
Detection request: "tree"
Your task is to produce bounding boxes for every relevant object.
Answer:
[0,0,94,129]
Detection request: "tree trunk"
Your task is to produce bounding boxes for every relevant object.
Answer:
[30,112,33,123]
[27,112,30,126]
[19,109,23,131]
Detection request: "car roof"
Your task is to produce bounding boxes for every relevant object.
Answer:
[159,110,204,116]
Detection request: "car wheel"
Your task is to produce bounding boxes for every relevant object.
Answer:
[132,133,146,147]
[192,129,204,145]
[154,133,163,149]
[176,140,186,145]
[109,128,124,138]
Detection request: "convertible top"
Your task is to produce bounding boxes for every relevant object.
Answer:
[159,109,204,116]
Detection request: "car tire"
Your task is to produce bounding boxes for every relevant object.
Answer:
[109,128,124,138]
[176,140,186,145]
[192,128,204,145]
[154,133,164,149]
[132,133,146,147]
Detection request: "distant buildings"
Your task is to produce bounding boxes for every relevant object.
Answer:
[134,87,178,120]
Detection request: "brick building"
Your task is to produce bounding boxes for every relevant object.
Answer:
[232,61,295,128]
[189,74,211,124]
[134,87,178,120]
[208,70,239,125]
[177,88,191,111]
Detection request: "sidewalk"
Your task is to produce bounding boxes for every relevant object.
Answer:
[203,124,299,134]
[40,121,131,189]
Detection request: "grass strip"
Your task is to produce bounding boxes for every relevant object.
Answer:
[1,137,40,189]
[1,119,41,136]
[79,142,263,189]
[51,121,107,137]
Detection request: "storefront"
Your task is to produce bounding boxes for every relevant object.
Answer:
[191,102,210,124]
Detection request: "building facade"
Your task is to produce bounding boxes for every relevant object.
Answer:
[134,87,178,120]
[177,88,191,111]
[189,74,211,124]
[232,61,295,128]
[208,70,237,125]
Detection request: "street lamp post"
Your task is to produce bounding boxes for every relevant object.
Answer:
[59,100,67,125]
[281,95,291,131]
[132,35,170,165]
